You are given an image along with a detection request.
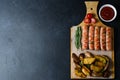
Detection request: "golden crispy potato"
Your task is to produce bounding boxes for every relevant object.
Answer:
[83,57,95,64]
[82,66,90,76]
[90,64,103,72]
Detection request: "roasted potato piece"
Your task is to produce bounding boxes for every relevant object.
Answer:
[102,55,110,72]
[74,69,86,78]
[85,51,94,57]
[95,61,106,67]
[95,55,106,64]
[75,64,81,71]
[91,72,103,77]
[102,55,109,62]
[73,60,79,65]
[79,53,85,60]
[72,53,80,63]
[83,57,95,64]
[90,64,103,72]
[82,66,90,76]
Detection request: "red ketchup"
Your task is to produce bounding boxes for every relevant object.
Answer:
[100,7,114,20]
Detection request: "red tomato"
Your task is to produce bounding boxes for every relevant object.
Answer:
[87,13,93,19]
[84,18,91,23]
[91,18,97,23]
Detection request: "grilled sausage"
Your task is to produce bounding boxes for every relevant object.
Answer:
[94,26,100,50]
[100,27,106,50]
[89,26,94,50]
[81,25,88,50]
[106,27,112,50]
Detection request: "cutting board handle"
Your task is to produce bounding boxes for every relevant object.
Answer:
[85,1,99,17]
[77,1,111,27]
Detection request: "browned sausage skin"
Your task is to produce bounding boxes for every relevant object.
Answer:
[94,26,100,50]
[89,26,94,50]
[81,25,88,50]
[100,27,106,50]
[106,27,112,50]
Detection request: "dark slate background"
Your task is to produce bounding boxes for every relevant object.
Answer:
[0,0,119,80]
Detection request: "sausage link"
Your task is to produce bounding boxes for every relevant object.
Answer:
[100,27,106,50]
[106,27,112,50]
[94,26,100,50]
[89,26,94,50]
[81,25,88,50]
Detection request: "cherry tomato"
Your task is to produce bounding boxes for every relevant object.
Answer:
[91,18,97,23]
[84,18,91,23]
[87,13,93,19]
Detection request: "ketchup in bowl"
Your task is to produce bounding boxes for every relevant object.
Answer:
[100,7,114,20]
[99,4,117,22]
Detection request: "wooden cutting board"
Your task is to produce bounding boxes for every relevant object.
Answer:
[70,1,114,79]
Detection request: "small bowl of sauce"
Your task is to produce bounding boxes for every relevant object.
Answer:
[99,4,117,22]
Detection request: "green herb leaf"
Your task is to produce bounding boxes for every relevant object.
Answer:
[75,26,82,49]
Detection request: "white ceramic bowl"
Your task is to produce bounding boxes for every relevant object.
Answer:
[99,4,117,22]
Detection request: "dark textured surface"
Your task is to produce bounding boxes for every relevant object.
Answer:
[0,0,119,80]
